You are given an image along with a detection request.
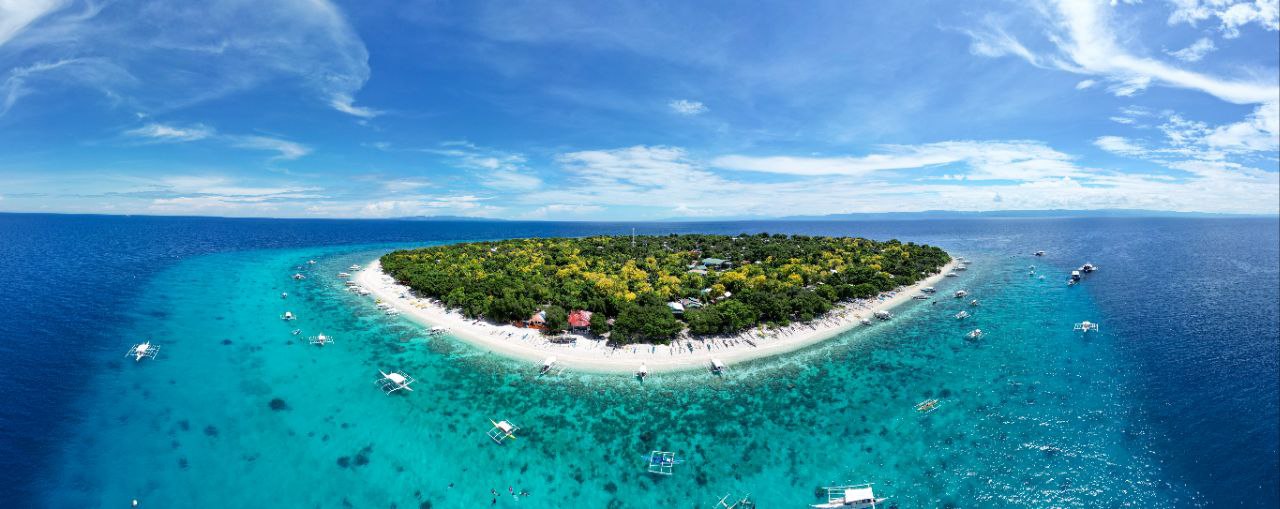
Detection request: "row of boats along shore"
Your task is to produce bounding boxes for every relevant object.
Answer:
[122,252,1103,509]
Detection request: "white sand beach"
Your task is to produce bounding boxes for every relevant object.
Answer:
[355,258,960,374]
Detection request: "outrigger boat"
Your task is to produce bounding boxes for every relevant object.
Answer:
[969,299,979,306]
[860,317,872,325]
[954,290,968,298]
[945,271,959,277]
[291,329,301,335]
[811,484,885,508]
[281,292,288,299]
[540,356,557,375]
[127,341,159,362]
[1074,321,1100,333]
[966,329,984,340]
[308,333,333,346]
[921,286,936,294]
[710,358,726,374]
[427,326,450,337]
[715,494,756,509]
[1080,262,1097,273]
[1034,250,1046,256]
[337,272,351,278]
[915,398,942,414]
[874,310,892,320]
[292,273,306,280]
[281,311,296,321]
[636,363,649,380]
[486,419,520,443]
[954,310,970,320]
[375,370,415,394]
[348,264,362,271]
[307,260,316,265]
[643,450,682,476]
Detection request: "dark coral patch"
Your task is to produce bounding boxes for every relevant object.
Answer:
[269,398,289,411]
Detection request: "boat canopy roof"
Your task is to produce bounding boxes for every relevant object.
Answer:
[843,487,875,502]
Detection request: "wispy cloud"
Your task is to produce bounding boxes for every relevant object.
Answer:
[121,122,311,160]
[124,122,214,142]
[1166,37,1217,62]
[0,0,378,117]
[228,135,311,161]
[668,99,708,116]
[713,141,1086,180]
[1167,0,1279,38]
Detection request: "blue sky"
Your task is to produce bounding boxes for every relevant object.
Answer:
[0,0,1276,219]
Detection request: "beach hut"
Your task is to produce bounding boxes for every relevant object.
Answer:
[667,301,685,315]
[568,310,593,332]
[524,310,547,329]
[701,257,730,269]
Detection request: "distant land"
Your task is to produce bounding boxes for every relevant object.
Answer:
[654,209,1270,222]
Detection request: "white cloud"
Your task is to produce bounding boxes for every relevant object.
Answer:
[1166,37,1217,62]
[1168,0,1280,38]
[1093,135,1149,156]
[0,0,377,117]
[712,141,1087,180]
[668,99,708,115]
[1076,79,1097,89]
[964,1,1278,105]
[524,203,605,219]
[124,122,214,142]
[419,142,544,191]
[228,135,312,160]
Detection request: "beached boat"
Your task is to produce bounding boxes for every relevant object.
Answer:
[966,329,984,340]
[376,370,415,394]
[281,311,296,321]
[710,358,725,374]
[912,294,929,300]
[954,310,970,320]
[486,419,520,443]
[954,290,968,298]
[1074,321,1100,333]
[428,326,450,336]
[636,363,649,380]
[945,271,958,277]
[921,286,936,294]
[127,341,159,362]
[811,484,885,508]
[540,356,557,375]
[308,333,333,346]
[337,272,351,278]
[860,318,872,325]
[644,450,682,476]
[874,310,892,320]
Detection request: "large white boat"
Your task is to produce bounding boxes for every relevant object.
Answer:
[811,485,885,508]
[954,290,968,298]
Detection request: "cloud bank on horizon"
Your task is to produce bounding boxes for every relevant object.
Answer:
[0,0,1276,219]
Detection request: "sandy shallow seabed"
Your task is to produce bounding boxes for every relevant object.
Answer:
[356,258,960,373]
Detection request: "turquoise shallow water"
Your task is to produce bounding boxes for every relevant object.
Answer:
[47,243,1192,508]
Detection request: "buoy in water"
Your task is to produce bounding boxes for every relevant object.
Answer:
[132,500,139,507]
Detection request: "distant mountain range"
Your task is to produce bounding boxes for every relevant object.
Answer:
[388,210,1269,223]
[393,215,508,222]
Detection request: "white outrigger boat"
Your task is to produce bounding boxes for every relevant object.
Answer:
[644,450,682,476]
[540,356,557,375]
[337,272,351,278]
[1034,250,1046,256]
[281,292,288,299]
[710,358,726,374]
[486,419,520,443]
[307,260,316,265]
[636,363,649,380]
[281,311,296,321]
[969,299,979,306]
[292,273,306,280]
[127,341,159,362]
[811,484,885,508]
[715,494,755,509]
[954,310,970,320]
[921,286,936,294]
[349,264,362,271]
[873,310,892,320]
[945,271,958,277]
[1074,321,1100,333]
[966,329,984,340]
[915,398,942,414]
[428,326,451,337]
[954,290,968,298]
[308,333,333,346]
[375,370,415,394]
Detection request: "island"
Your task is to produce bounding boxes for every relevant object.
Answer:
[359,233,955,373]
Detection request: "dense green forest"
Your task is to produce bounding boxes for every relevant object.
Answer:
[380,233,949,344]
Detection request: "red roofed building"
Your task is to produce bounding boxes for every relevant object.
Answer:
[568,310,593,331]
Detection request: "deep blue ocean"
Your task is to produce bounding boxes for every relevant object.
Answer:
[0,213,1276,507]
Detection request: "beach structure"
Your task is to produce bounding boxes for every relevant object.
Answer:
[486,419,520,443]
[308,333,333,346]
[644,450,681,475]
[540,356,557,375]
[874,310,892,320]
[811,484,885,508]
[710,358,725,374]
[954,290,968,298]
[281,311,296,321]
[375,370,415,394]
[966,329,984,340]
[915,399,942,414]
[127,341,159,362]
[955,310,970,320]
[292,273,306,280]
[666,301,685,315]
[1074,321,1100,333]
[568,310,593,332]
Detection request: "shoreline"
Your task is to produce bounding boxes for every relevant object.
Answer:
[355,258,960,374]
